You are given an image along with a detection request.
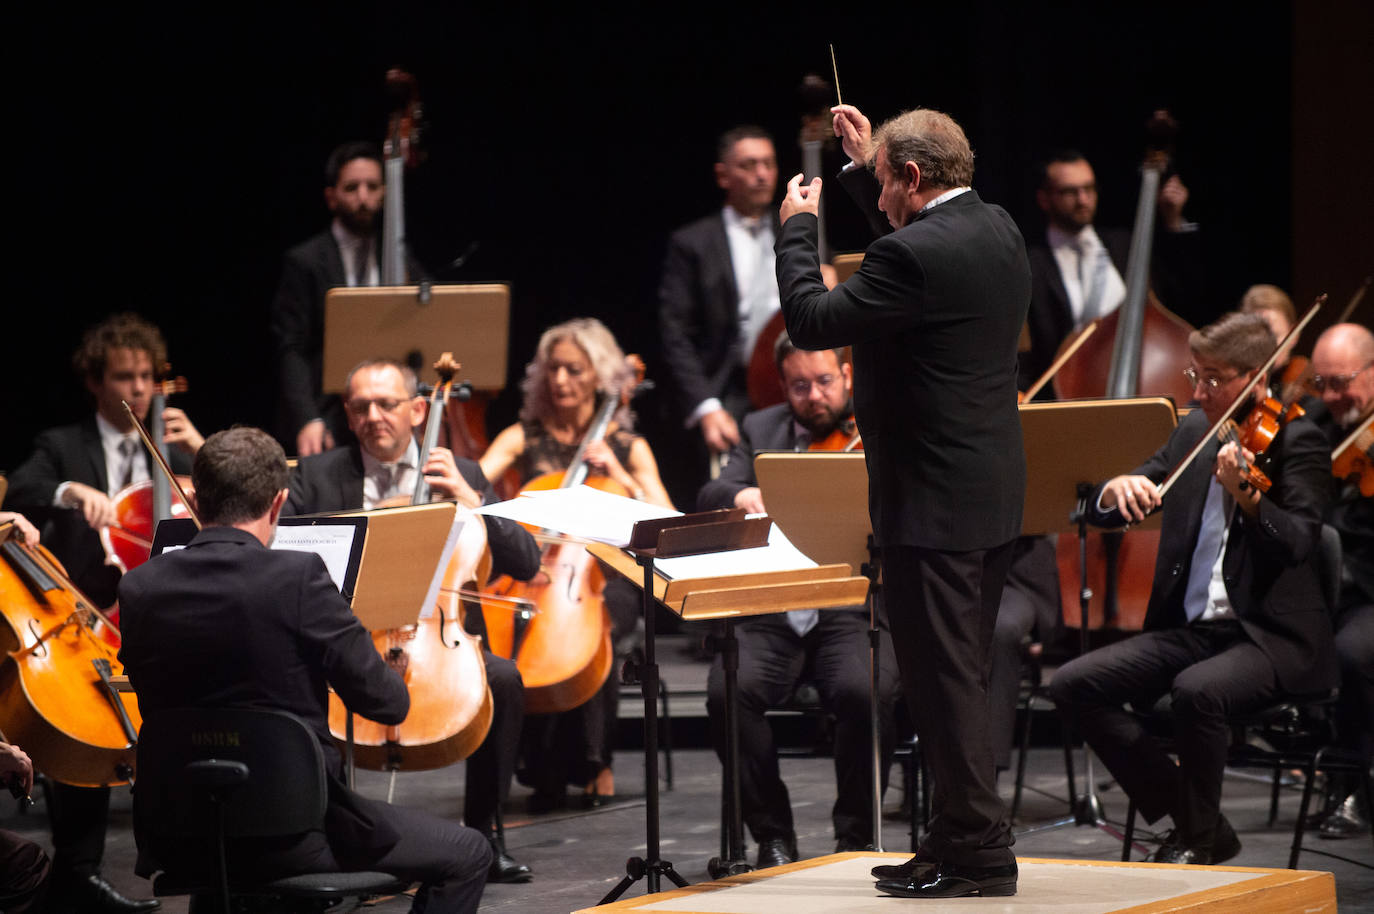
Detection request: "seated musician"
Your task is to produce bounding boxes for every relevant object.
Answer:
[118,427,491,913]
[284,358,540,883]
[7,312,205,914]
[0,738,49,914]
[696,331,901,865]
[1238,283,1320,410]
[1050,311,1336,864]
[1303,322,1372,837]
[480,317,674,809]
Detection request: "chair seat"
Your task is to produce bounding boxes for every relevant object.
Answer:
[154,870,405,899]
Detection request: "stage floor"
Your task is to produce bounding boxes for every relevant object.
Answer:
[576,853,1336,913]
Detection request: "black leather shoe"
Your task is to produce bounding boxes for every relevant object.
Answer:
[870,849,937,881]
[487,842,533,883]
[755,836,797,869]
[1153,816,1241,865]
[875,860,1017,898]
[74,874,161,914]
[1319,794,1369,840]
[834,836,875,853]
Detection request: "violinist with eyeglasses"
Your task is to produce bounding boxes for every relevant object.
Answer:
[1050,311,1336,866]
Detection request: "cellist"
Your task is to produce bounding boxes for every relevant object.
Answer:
[284,358,541,883]
[6,311,203,914]
[480,317,673,811]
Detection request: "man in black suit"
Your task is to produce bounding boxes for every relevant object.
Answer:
[1019,150,1203,397]
[118,427,491,913]
[271,142,423,457]
[657,126,779,505]
[777,104,1028,898]
[285,359,540,883]
[1050,312,1337,864]
[7,313,204,914]
[697,332,901,865]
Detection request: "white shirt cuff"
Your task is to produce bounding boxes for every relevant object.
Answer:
[686,398,724,429]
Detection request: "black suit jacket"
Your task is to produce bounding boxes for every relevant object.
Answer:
[658,211,780,419]
[696,403,796,510]
[117,525,408,865]
[1089,409,1336,695]
[777,174,1029,552]
[6,416,192,607]
[284,445,540,585]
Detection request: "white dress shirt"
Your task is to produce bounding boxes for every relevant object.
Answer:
[1047,224,1126,326]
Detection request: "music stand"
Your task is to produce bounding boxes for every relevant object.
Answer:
[321,284,509,395]
[1015,397,1177,836]
[587,511,868,902]
[754,451,887,851]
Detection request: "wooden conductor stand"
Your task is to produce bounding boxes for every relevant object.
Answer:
[590,509,868,902]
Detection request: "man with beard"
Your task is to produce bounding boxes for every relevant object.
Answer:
[696,331,901,866]
[270,142,424,457]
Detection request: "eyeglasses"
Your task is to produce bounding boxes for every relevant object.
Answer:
[1311,361,1372,395]
[1049,183,1096,199]
[1182,366,1241,392]
[345,397,406,416]
[786,374,839,398]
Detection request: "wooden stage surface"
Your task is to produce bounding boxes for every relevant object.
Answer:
[577,853,1336,913]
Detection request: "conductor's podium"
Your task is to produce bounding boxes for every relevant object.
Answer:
[575,853,1336,913]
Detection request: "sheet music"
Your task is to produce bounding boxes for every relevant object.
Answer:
[417,512,468,620]
[271,523,363,593]
[475,485,680,547]
[652,521,817,580]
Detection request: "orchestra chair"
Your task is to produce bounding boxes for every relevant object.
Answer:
[1121,525,1374,869]
[1010,638,1080,824]
[134,707,408,912]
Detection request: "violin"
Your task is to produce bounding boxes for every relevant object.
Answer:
[326,353,495,771]
[809,416,862,451]
[0,523,140,787]
[1332,414,1373,498]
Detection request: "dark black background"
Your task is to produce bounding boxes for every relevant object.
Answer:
[4,1,1368,479]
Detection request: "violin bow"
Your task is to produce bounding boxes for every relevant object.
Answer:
[1155,295,1325,500]
[121,399,202,529]
[1021,322,1099,403]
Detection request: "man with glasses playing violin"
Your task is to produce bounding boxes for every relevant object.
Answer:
[1050,311,1336,865]
[285,359,540,884]
[696,331,901,867]
[1303,322,1373,839]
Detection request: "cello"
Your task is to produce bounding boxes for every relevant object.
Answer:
[479,356,651,714]
[325,353,495,772]
[0,522,140,787]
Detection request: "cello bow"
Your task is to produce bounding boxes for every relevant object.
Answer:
[122,399,200,529]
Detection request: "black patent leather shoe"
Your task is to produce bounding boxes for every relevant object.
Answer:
[1318,794,1369,840]
[755,836,797,869]
[487,845,533,883]
[74,874,161,914]
[875,860,1017,898]
[1153,816,1241,865]
[869,849,937,881]
[834,836,876,853]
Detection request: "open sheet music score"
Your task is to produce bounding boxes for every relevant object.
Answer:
[474,485,818,579]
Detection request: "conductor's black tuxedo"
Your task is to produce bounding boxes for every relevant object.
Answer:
[118,527,489,912]
[284,444,538,835]
[777,170,1029,868]
[1051,408,1336,847]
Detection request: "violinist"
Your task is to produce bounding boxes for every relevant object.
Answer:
[1019,150,1204,399]
[696,330,901,866]
[1,739,50,914]
[1303,322,1373,839]
[285,359,540,883]
[118,427,492,914]
[1050,312,1336,865]
[6,312,203,914]
[1239,283,1319,409]
[480,317,673,810]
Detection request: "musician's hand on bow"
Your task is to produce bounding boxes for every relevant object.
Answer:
[831,104,873,165]
[1100,474,1161,524]
[296,419,334,458]
[781,173,823,225]
[583,439,637,492]
[162,407,205,456]
[61,482,119,531]
[1215,441,1261,512]
[734,487,766,515]
[423,446,482,509]
[700,409,740,454]
[0,512,40,547]
[0,741,35,797]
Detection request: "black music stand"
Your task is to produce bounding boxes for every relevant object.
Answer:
[1014,398,1176,839]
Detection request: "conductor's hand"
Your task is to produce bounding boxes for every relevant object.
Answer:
[831,104,873,164]
[61,482,118,530]
[1099,474,1161,524]
[781,173,822,225]
[424,446,482,509]
[162,407,205,456]
[700,409,740,454]
[297,419,334,458]
[734,487,766,515]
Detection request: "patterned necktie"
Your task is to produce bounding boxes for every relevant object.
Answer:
[1078,240,1107,323]
[1183,477,1228,622]
[353,240,371,287]
[117,438,139,490]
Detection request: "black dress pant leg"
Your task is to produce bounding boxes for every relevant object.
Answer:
[464,653,524,834]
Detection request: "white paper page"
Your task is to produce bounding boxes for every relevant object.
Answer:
[475,485,680,546]
[652,521,817,581]
[271,523,361,593]
[416,512,468,620]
